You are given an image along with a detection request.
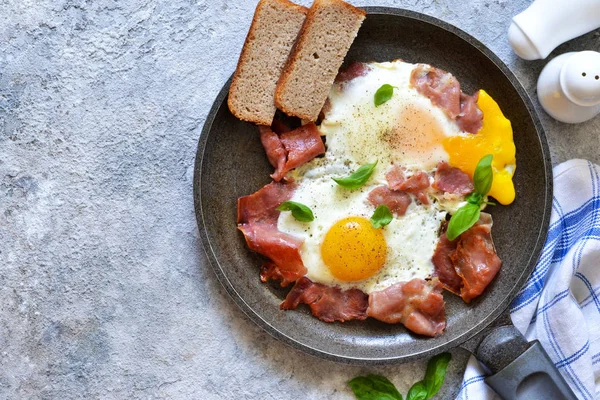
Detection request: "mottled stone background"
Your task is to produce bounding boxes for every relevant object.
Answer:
[1,0,598,398]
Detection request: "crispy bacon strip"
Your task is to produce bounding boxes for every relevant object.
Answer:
[281,277,369,322]
[280,123,325,171]
[432,161,474,195]
[335,61,371,83]
[432,213,501,303]
[271,119,292,135]
[239,223,306,286]
[386,165,430,192]
[237,182,307,286]
[451,213,501,302]
[237,181,297,225]
[411,65,461,117]
[431,231,462,295]
[410,64,483,133]
[260,123,325,182]
[367,185,412,216]
[457,92,483,134]
[368,278,446,337]
[386,165,431,205]
[259,126,288,182]
[281,277,448,337]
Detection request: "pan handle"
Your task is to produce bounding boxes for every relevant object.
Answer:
[475,325,577,400]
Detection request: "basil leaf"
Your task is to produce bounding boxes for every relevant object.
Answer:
[348,375,402,400]
[473,154,493,196]
[466,192,482,205]
[446,203,480,241]
[371,205,393,229]
[347,353,451,400]
[277,201,314,222]
[374,84,394,106]
[333,161,378,190]
[423,352,452,397]
[406,381,427,400]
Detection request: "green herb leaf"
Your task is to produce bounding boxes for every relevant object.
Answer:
[277,201,314,222]
[446,155,495,240]
[348,353,451,400]
[423,352,452,397]
[406,381,428,400]
[465,192,482,205]
[348,375,403,400]
[333,161,378,190]
[374,84,395,106]
[473,154,494,196]
[371,205,393,229]
[446,203,480,241]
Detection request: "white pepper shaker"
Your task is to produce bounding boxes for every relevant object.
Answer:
[508,0,600,60]
[537,51,600,123]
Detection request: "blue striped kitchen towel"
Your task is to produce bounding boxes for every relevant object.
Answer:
[458,159,600,400]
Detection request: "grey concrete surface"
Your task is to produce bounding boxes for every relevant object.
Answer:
[1,0,598,399]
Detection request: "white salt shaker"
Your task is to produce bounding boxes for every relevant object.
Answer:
[537,51,600,123]
[508,0,600,60]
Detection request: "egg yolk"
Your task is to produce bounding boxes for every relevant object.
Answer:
[444,90,516,205]
[321,217,387,282]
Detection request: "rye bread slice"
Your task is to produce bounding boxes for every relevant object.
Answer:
[274,0,366,121]
[227,0,308,126]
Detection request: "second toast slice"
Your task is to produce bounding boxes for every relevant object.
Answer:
[274,0,366,121]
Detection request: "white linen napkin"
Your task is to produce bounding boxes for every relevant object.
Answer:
[458,159,600,400]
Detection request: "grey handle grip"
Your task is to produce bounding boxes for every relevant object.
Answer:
[476,326,577,400]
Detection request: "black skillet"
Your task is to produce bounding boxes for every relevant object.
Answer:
[194,8,576,399]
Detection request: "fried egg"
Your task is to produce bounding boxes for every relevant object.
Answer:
[277,60,516,292]
[277,177,445,293]
[320,61,459,173]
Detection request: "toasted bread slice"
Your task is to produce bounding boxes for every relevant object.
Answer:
[228,0,308,126]
[274,0,365,121]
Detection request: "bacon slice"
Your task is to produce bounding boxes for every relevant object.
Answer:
[400,171,430,193]
[456,92,483,134]
[431,231,462,295]
[280,123,325,170]
[432,161,474,195]
[335,61,371,83]
[237,182,307,286]
[386,165,431,205]
[386,165,430,192]
[385,164,406,190]
[239,223,306,286]
[367,185,412,216]
[432,213,501,303]
[261,262,292,286]
[271,119,292,135]
[410,65,482,133]
[237,181,297,225]
[451,213,501,302]
[411,65,461,118]
[368,278,446,337]
[259,126,288,182]
[261,123,325,182]
[415,192,430,205]
[319,98,332,121]
[281,277,369,322]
